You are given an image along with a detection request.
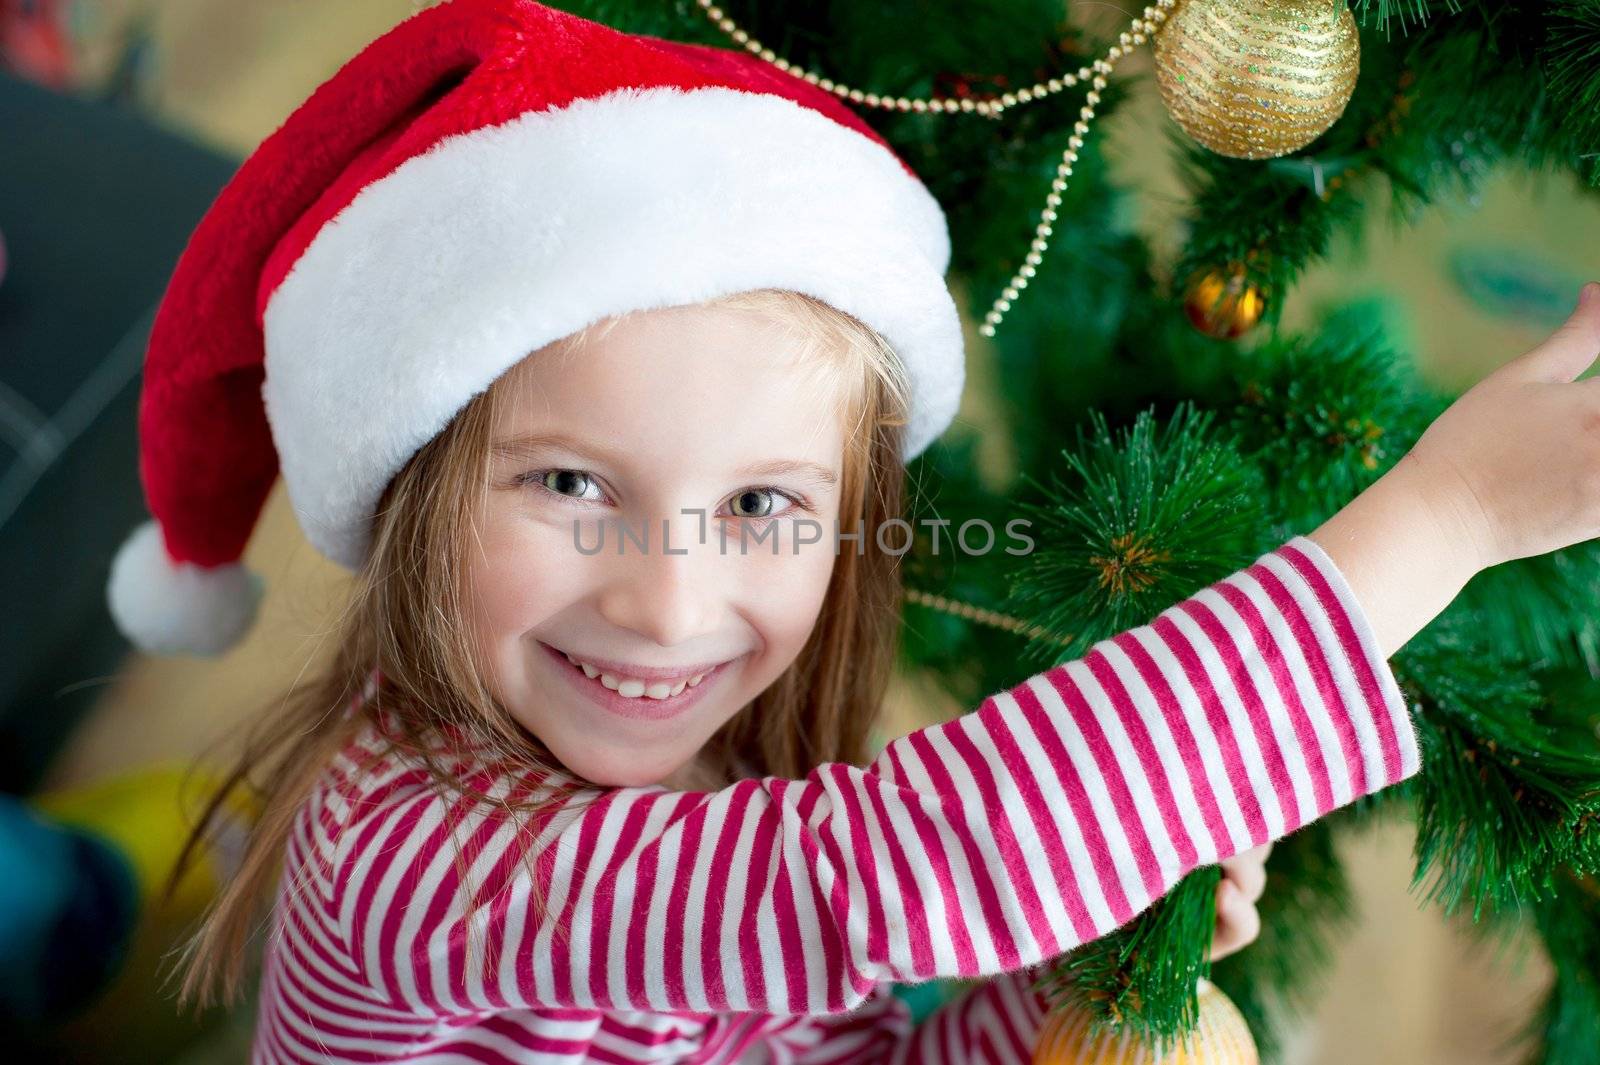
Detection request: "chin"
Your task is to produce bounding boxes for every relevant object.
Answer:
[560,749,681,789]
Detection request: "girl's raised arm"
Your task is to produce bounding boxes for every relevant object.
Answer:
[307,533,1415,1020]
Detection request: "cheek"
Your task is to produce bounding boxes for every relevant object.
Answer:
[466,509,579,645]
[742,523,840,650]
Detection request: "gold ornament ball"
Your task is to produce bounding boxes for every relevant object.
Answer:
[1034,979,1258,1065]
[1184,265,1266,338]
[1154,0,1360,159]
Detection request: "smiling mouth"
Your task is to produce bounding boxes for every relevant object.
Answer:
[538,642,737,720]
[557,650,710,700]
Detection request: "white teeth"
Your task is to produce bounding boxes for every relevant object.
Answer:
[561,648,714,697]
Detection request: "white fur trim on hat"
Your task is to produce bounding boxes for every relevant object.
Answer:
[106,519,265,656]
[263,84,964,572]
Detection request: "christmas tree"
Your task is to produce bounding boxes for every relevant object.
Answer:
[557,1,1600,1060]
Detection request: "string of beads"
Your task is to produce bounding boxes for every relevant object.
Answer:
[901,586,1076,648]
[691,0,1180,336]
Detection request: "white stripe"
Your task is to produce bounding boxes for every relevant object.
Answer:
[778,783,831,1013]
[385,799,463,1013]
[275,924,422,1027]
[269,949,431,1046]
[490,779,572,1007]
[956,702,1079,958]
[561,792,635,1008]
[848,759,923,983]
[815,763,877,994]
[1286,537,1421,779]
[1258,551,1388,789]
[605,792,672,1010]
[278,875,379,1003]
[885,731,1003,973]
[445,812,526,1010]
[680,788,733,1010]
[1094,637,1219,865]
[407,1017,600,1063]
[347,788,435,1006]
[588,1018,703,1059]
[641,796,688,1011]
[268,964,430,1058]
[990,689,1118,934]
[291,786,334,898]
[869,765,966,976]
[745,818,790,1010]
[717,787,761,1010]
[1163,602,1288,841]
[1022,673,1148,922]
[1129,615,1253,852]
[1064,653,1185,880]
[529,791,599,1004]
[1194,583,1318,828]
[1230,566,1355,808]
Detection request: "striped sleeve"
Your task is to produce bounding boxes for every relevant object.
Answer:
[884,968,1052,1065]
[328,533,1419,1019]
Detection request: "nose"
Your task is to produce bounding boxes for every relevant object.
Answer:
[593,512,720,649]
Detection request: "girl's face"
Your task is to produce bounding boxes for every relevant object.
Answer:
[468,302,847,789]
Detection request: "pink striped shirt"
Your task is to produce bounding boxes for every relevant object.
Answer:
[252,535,1420,1063]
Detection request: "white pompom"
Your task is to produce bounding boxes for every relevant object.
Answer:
[106,519,265,657]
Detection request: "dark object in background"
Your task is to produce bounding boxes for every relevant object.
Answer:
[0,70,238,792]
[0,794,136,1028]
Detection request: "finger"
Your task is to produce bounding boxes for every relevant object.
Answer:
[1506,282,1600,384]
[1219,843,1271,903]
[1221,841,1272,867]
[1222,853,1268,904]
[1209,881,1262,962]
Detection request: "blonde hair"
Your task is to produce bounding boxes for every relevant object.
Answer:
[168,289,914,1007]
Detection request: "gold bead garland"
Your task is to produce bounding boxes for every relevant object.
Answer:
[902,586,1076,648]
[692,0,1183,339]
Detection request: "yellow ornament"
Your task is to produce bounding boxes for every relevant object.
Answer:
[1154,0,1360,159]
[1033,979,1258,1065]
[1183,264,1266,338]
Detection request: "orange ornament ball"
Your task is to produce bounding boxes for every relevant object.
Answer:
[1033,979,1258,1065]
[1183,265,1267,338]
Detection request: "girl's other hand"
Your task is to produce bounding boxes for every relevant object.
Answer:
[1209,842,1271,962]
[1399,281,1600,574]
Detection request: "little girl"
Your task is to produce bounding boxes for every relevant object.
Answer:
[104,1,1600,1062]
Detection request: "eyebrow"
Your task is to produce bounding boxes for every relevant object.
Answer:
[490,432,839,489]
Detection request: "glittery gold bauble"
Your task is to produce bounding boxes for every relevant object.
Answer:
[1033,979,1258,1065]
[1183,264,1266,338]
[1154,0,1360,159]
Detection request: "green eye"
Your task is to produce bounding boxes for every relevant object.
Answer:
[730,489,778,518]
[539,469,598,499]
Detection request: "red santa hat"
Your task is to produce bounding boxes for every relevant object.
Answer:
[106,0,964,657]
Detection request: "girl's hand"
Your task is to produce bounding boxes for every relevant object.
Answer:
[1398,282,1600,574]
[1209,842,1270,962]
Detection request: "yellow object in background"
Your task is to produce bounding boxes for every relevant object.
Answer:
[33,764,252,920]
[30,765,257,1062]
[1034,979,1258,1065]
